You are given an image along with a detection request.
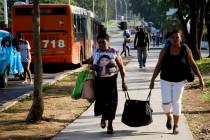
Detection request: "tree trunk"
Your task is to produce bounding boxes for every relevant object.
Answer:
[207,25,210,57]
[205,2,210,58]
[197,0,207,59]
[26,0,44,123]
[176,10,190,46]
[189,1,200,60]
[176,0,207,60]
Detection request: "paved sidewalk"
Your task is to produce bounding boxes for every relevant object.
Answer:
[53,49,194,140]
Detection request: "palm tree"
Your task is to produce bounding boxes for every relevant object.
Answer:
[26,0,44,123]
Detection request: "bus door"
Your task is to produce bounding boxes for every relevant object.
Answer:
[86,17,93,58]
[81,16,87,60]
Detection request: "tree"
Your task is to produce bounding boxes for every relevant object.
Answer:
[76,0,113,22]
[26,0,44,123]
[205,1,210,57]
[176,0,207,60]
[39,0,113,22]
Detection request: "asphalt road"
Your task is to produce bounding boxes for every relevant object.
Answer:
[0,69,76,106]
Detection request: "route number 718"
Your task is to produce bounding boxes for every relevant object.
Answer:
[42,40,65,48]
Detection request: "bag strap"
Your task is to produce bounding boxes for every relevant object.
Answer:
[124,91,130,100]
[146,89,152,101]
[124,89,152,101]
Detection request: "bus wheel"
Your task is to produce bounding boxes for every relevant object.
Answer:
[0,68,9,88]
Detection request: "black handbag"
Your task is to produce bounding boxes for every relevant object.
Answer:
[121,90,153,127]
[183,45,195,82]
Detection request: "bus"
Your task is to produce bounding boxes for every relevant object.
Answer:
[11,4,102,65]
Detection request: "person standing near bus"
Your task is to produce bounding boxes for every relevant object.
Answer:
[18,34,33,84]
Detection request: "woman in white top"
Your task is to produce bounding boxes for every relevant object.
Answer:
[18,34,32,84]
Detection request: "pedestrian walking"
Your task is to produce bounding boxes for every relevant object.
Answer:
[90,33,128,134]
[134,26,150,68]
[164,32,171,47]
[121,29,131,57]
[149,29,205,134]
[152,33,156,47]
[18,34,33,84]
[12,32,25,80]
[156,32,160,47]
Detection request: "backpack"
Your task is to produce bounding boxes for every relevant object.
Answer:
[123,30,130,38]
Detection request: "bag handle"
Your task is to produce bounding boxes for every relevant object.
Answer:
[146,89,152,101]
[124,89,152,101]
[124,91,130,100]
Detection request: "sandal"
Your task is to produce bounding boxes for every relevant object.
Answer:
[173,125,179,134]
[100,119,106,129]
[107,126,113,134]
[166,116,172,130]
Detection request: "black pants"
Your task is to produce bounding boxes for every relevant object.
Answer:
[121,44,130,57]
[94,74,118,120]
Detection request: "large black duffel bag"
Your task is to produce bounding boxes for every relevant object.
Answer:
[121,90,153,127]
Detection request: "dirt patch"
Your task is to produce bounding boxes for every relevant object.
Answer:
[0,75,91,140]
[183,88,210,140]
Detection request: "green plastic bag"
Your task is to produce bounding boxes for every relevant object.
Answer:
[71,71,91,99]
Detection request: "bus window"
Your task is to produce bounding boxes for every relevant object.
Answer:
[73,14,77,33]
[77,15,81,33]
[15,7,67,16]
[15,8,32,15]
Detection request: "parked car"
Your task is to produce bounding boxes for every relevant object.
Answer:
[0,30,23,88]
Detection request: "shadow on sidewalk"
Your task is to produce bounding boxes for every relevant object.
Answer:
[56,130,170,140]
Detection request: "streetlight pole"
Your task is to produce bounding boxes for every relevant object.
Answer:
[115,0,117,24]
[105,0,108,28]
[93,0,95,15]
[3,0,8,28]
[123,0,127,21]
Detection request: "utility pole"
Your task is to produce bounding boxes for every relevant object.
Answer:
[93,0,95,15]
[119,0,123,10]
[3,0,8,28]
[123,0,127,21]
[105,0,108,28]
[26,0,29,4]
[69,0,71,4]
[115,0,117,24]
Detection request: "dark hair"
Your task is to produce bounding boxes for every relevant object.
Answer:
[16,32,21,37]
[97,33,109,42]
[171,29,182,35]
[1,36,11,47]
[165,32,171,39]
[97,55,111,65]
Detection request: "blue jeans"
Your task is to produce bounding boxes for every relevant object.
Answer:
[137,47,147,66]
